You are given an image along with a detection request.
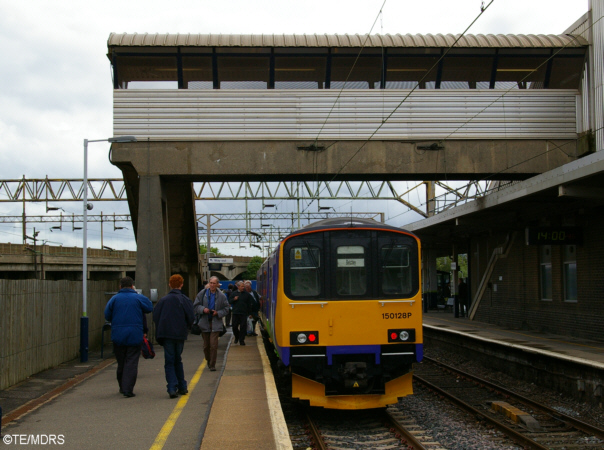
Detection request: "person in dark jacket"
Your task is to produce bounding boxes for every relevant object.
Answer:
[104,276,153,398]
[458,278,468,317]
[245,280,260,336]
[153,274,195,398]
[193,276,230,371]
[229,281,253,346]
[223,283,235,327]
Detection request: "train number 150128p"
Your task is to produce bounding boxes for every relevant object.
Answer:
[382,312,413,319]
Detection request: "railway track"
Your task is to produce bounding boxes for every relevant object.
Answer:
[303,407,446,450]
[415,357,604,449]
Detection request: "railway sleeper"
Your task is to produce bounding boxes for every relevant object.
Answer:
[490,400,542,432]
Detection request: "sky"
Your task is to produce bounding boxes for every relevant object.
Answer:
[0,0,589,255]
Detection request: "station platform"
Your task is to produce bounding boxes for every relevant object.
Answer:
[423,310,604,369]
[1,329,292,450]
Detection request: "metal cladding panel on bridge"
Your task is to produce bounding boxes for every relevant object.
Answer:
[113,89,578,141]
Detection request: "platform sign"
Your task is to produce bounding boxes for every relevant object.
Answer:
[208,257,234,263]
[525,227,583,245]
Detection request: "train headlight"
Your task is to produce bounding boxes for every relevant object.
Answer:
[290,331,319,345]
[387,328,416,343]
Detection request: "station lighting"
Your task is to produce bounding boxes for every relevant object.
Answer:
[80,136,136,362]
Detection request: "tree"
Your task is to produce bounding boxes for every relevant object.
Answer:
[200,245,220,255]
[240,256,264,280]
[436,254,468,278]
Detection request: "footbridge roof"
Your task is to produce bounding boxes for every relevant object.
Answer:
[107,33,587,50]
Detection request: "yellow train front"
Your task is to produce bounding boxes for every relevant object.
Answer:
[257,218,423,410]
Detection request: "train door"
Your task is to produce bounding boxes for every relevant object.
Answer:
[328,231,373,299]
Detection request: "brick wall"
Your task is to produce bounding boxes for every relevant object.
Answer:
[472,209,604,341]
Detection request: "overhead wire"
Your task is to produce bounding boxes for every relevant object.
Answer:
[319,2,601,224]
[382,14,604,225]
[298,0,388,216]
[313,0,388,147]
[306,0,497,221]
[270,0,499,217]
[319,0,496,175]
[439,14,603,142]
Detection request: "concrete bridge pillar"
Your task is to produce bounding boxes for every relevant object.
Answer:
[135,175,170,301]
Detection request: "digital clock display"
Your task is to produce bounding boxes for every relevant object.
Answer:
[525,227,583,245]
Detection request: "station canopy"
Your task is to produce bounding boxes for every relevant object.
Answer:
[107,33,588,90]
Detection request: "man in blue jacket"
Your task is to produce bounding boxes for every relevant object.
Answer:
[153,274,195,398]
[104,276,153,398]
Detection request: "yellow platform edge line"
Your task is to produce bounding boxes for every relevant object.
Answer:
[150,359,207,450]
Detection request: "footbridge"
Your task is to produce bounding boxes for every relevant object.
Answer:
[106,30,592,300]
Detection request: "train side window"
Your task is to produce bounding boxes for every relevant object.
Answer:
[289,246,321,297]
[380,244,412,295]
[335,246,367,296]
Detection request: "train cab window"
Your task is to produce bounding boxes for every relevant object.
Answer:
[335,246,367,296]
[380,244,412,295]
[289,246,321,297]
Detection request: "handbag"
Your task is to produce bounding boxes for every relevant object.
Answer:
[141,336,155,359]
[190,314,202,335]
[219,323,227,337]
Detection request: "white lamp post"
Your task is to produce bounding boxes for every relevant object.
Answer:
[81,135,136,362]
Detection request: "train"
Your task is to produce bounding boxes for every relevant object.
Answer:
[256,218,423,410]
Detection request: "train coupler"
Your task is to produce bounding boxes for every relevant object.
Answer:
[341,362,369,389]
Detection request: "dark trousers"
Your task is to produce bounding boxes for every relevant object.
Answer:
[202,331,220,368]
[114,344,141,394]
[162,338,186,393]
[232,314,247,344]
[225,309,232,327]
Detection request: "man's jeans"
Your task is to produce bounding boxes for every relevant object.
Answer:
[163,338,186,393]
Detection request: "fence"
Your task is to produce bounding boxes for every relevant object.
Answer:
[0,279,118,390]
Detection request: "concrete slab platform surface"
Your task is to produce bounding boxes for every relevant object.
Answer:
[1,327,292,450]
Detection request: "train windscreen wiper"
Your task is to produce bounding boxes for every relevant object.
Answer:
[382,239,397,267]
[304,240,319,269]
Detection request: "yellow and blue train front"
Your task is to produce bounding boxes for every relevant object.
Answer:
[274,299,423,410]
[262,220,423,409]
